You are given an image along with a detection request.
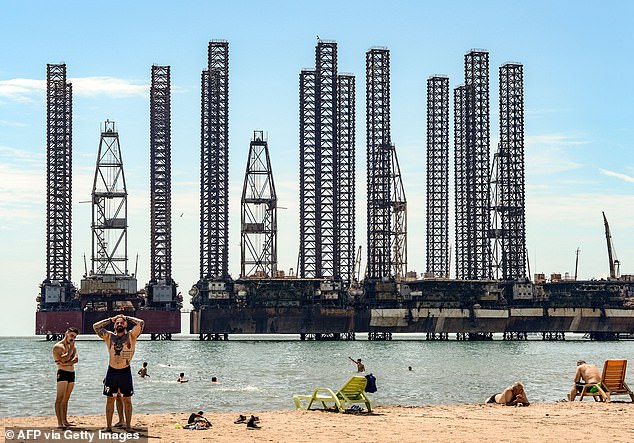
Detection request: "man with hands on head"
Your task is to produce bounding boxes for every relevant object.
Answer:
[93,314,144,431]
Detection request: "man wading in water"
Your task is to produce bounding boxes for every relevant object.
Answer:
[93,314,144,431]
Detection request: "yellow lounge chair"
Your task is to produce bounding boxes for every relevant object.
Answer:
[293,376,372,412]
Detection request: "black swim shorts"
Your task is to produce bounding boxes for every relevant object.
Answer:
[486,393,498,404]
[103,366,134,397]
[575,383,585,393]
[57,369,75,383]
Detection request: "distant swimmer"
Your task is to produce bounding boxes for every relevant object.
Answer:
[52,327,79,428]
[137,362,149,378]
[348,357,365,372]
[211,376,219,383]
[177,372,189,383]
[408,366,412,371]
[93,314,145,431]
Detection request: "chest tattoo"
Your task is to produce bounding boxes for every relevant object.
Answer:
[112,333,130,356]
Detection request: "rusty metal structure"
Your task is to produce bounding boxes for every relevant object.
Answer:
[425,76,450,278]
[365,47,392,280]
[337,74,356,284]
[241,130,278,278]
[299,40,355,283]
[38,64,77,333]
[491,63,526,280]
[454,85,468,280]
[390,144,407,280]
[192,40,232,309]
[146,65,180,314]
[88,121,132,277]
[455,50,491,280]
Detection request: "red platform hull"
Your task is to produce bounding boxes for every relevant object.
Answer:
[36,310,181,335]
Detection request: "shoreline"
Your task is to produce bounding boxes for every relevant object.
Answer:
[2,402,633,442]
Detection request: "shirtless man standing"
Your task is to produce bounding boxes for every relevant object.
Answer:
[93,314,144,431]
[52,327,79,428]
[568,360,601,401]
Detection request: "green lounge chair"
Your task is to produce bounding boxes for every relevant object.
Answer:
[293,376,372,412]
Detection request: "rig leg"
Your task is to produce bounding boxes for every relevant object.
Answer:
[426,332,449,341]
[368,331,392,341]
[150,333,172,341]
[542,332,565,341]
[503,332,527,341]
[458,332,492,341]
[588,332,619,341]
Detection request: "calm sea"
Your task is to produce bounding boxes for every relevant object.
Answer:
[1,334,632,417]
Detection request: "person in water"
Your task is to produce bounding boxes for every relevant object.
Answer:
[348,356,365,372]
[52,327,79,428]
[177,372,189,383]
[137,362,149,378]
[93,314,145,431]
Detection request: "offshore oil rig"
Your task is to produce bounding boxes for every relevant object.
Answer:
[37,40,634,341]
[36,65,181,340]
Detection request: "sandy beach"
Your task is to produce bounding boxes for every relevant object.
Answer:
[2,402,634,442]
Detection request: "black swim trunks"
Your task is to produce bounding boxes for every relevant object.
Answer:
[103,366,134,397]
[486,393,499,404]
[57,369,75,383]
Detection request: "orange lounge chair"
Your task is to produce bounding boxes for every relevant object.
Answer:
[595,359,634,402]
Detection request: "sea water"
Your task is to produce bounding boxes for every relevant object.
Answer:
[0,335,632,417]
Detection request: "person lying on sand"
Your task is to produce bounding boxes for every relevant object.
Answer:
[486,381,530,406]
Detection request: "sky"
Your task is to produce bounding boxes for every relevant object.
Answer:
[1,1,633,336]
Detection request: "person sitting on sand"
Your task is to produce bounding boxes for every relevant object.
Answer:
[137,362,149,378]
[177,372,189,383]
[568,360,601,401]
[486,381,530,406]
[348,357,365,372]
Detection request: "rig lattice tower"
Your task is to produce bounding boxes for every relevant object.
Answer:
[147,65,180,309]
[194,40,232,307]
[365,47,392,279]
[40,64,76,309]
[425,76,450,278]
[299,40,355,283]
[90,121,131,277]
[455,50,491,280]
[491,63,526,280]
[241,130,278,278]
[390,144,407,281]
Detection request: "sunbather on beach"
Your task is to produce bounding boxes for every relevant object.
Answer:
[486,381,530,406]
[568,360,601,401]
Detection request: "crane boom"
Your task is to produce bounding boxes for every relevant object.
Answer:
[602,211,616,279]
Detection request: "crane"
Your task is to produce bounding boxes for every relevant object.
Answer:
[602,212,620,279]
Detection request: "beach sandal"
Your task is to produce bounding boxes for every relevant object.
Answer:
[234,415,247,424]
[246,416,261,430]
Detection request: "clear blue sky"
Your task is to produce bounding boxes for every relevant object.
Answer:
[1,1,633,336]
